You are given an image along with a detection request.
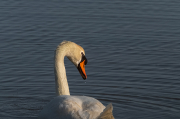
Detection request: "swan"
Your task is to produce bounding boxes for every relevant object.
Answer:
[38,41,114,119]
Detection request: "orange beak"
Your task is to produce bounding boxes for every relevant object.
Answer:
[78,60,87,79]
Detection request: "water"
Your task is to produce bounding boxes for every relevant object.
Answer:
[0,0,180,119]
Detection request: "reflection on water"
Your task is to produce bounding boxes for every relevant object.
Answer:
[0,0,180,119]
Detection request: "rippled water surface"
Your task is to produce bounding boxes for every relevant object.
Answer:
[1,0,180,119]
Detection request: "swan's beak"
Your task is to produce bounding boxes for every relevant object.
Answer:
[77,57,87,80]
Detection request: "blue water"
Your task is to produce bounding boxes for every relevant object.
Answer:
[0,0,180,119]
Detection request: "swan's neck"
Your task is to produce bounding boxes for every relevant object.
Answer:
[55,50,70,96]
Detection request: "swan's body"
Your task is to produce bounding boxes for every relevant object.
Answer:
[38,41,114,119]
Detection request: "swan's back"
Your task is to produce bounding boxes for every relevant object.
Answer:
[39,95,106,119]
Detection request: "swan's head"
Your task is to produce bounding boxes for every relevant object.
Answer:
[57,41,88,79]
[67,50,87,80]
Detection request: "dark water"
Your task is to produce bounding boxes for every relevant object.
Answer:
[0,0,180,119]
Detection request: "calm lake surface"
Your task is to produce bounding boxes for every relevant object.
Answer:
[0,0,180,119]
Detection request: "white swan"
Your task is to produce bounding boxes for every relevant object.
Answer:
[38,41,114,119]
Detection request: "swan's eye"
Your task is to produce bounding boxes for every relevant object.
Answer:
[81,53,87,65]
